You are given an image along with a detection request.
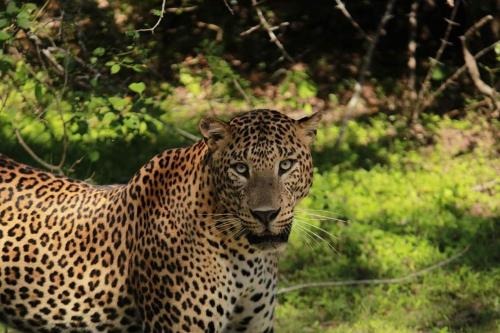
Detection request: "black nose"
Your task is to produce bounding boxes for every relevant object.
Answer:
[250,208,281,225]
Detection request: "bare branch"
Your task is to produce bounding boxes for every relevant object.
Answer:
[462,15,494,40]
[412,0,460,121]
[334,0,396,149]
[406,0,420,103]
[222,0,234,15]
[232,78,253,106]
[251,0,294,62]
[15,129,64,174]
[424,41,499,110]
[333,0,370,41]
[164,6,197,14]
[197,21,224,42]
[240,22,289,37]
[240,24,261,37]
[136,0,167,34]
[277,247,469,294]
[460,15,499,110]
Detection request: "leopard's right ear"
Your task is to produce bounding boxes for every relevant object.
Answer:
[199,117,231,151]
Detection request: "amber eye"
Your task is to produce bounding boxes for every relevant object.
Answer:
[279,159,295,175]
[233,163,249,176]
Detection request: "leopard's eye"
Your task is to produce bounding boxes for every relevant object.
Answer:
[233,163,249,176]
[279,159,295,175]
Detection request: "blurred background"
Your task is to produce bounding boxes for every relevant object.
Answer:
[0,0,498,332]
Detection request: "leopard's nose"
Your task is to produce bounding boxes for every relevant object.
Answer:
[250,208,281,225]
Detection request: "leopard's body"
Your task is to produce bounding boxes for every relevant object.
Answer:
[0,109,321,333]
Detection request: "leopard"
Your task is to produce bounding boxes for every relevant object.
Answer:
[0,109,322,333]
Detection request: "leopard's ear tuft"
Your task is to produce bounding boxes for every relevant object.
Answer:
[199,117,231,151]
[297,111,324,145]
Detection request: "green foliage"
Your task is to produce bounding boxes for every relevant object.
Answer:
[277,115,499,332]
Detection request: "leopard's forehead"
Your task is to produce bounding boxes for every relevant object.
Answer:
[228,109,298,144]
[229,109,296,133]
[225,110,304,166]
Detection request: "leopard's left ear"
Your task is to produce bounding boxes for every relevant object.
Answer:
[199,117,231,151]
[297,111,324,145]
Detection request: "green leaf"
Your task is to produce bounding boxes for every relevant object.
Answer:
[110,64,121,74]
[0,31,11,41]
[102,112,117,124]
[92,47,105,57]
[108,96,128,110]
[151,9,162,16]
[88,150,100,162]
[6,2,19,15]
[131,64,145,73]
[34,83,43,104]
[0,18,9,29]
[128,82,146,95]
[431,67,444,81]
[16,17,30,29]
[22,3,38,14]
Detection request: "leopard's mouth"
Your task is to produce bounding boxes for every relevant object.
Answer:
[246,228,291,250]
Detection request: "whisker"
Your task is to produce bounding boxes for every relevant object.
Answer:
[294,220,338,254]
[291,224,316,251]
[296,211,348,224]
[293,218,338,240]
[293,223,323,249]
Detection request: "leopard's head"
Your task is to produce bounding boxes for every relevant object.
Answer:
[200,109,322,251]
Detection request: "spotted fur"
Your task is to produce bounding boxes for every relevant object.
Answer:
[0,109,321,333]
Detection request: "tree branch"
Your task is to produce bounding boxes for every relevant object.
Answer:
[333,0,370,41]
[196,21,224,42]
[423,41,499,111]
[460,15,498,110]
[14,129,64,174]
[278,246,469,294]
[412,0,460,122]
[406,0,420,103]
[222,0,234,15]
[136,0,167,34]
[251,0,294,62]
[333,0,396,149]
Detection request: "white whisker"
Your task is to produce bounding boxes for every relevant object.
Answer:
[294,220,338,254]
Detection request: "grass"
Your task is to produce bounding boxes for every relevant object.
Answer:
[276,114,499,332]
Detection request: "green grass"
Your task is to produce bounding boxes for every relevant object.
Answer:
[276,115,499,332]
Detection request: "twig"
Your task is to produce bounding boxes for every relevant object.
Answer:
[197,21,224,42]
[240,22,289,37]
[412,0,460,122]
[41,48,64,74]
[333,0,396,149]
[222,0,234,15]
[460,15,498,110]
[232,78,253,106]
[136,0,167,34]
[164,6,197,14]
[424,40,499,110]
[277,246,469,294]
[174,127,200,142]
[54,42,70,170]
[15,129,63,174]
[240,24,261,36]
[462,15,493,40]
[333,0,370,41]
[251,0,294,62]
[406,0,420,103]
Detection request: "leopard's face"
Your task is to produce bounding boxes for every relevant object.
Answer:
[200,109,322,251]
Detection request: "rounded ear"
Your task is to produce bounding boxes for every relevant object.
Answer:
[298,111,324,145]
[199,117,231,151]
